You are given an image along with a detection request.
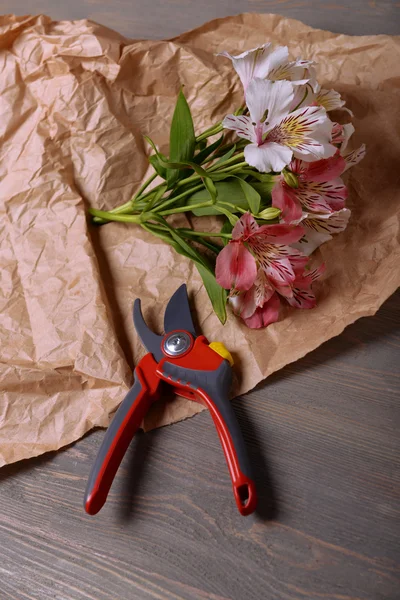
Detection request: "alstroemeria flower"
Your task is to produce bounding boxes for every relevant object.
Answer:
[331,122,355,151]
[216,212,305,297]
[331,123,366,170]
[272,154,348,222]
[218,44,318,91]
[292,208,351,255]
[229,270,281,329]
[220,215,326,328]
[293,87,353,116]
[343,144,366,172]
[223,78,336,173]
[314,88,353,116]
[286,264,326,310]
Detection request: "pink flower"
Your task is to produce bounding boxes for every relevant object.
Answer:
[216,213,324,328]
[216,212,304,294]
[286,264,326,309]
[271,154,348,223]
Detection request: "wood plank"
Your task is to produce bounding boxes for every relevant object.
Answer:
[1,291,399,600]
[0,0,399,38]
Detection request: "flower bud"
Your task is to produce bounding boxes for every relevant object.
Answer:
[257,207,281,220]
[283,169,299,188]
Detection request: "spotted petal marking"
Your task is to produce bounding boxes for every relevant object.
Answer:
[343,144,366,171]
[316,88,353,117]
[294,178,348,213]
[286,286,316,309]
[292,209,351,255]
[267,106,335,161]
[222,114,256,143]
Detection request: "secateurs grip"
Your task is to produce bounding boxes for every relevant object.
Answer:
[84,284,257,516]
[84,354,160,515]
[160,359,257,515]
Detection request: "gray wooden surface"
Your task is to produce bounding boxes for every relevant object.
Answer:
[1,2,399,600]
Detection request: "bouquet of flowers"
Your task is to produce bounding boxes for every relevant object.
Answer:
[89,43,365,328]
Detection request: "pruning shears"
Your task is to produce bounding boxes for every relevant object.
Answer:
[84,284,257,516]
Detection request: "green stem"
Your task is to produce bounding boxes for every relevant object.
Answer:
[175,173,202,189]
[209,151,245,171]
[218,161,248,174]
[177,228,231,239]
[89,208,141,224]
[196,123,223,143]
[92,173,159,224]
[159,200,213,216]
[154,183,204,213]
[132,172,157,203]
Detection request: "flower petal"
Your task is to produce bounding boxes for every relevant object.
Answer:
[292,209,351,254]
[216,241,257,291]
[264,257,295,288]
[286,286,317,309]
[272,181,303,223]
[292,229,332,255]
[222,114,256,143]
[232,269,276,320]
[303,154,346,182]
[343,144,366,171]
[245,78,295,127]
[267,105,336,162]
[231,212,259,241]
[243,293,281,328]
[245,141,293,173]
[218,44,289,90]
[255,223,305,245]
[268,58,316,88]
[316,88,353,116]
[294,178,348,213]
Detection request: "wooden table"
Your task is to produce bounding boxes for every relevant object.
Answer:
[1,2,399,599]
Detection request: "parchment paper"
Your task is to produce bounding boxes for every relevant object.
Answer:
[0,13,399,467]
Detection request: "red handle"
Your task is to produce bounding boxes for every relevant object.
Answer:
[84,354,160,515]
[197,388,257,516]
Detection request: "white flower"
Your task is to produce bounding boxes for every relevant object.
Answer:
[342,144,367,171]
[223,78,336,173]
[294,86,353,115]
[315,88,353,116]
[218,43,318,91]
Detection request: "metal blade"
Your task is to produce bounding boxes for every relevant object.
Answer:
[163,284,197,337]
[133,299,164,362]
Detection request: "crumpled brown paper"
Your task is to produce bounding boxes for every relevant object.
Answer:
[0,13,399,467]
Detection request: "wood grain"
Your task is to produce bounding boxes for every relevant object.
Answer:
[0,2,399,599]
[0,0,399,38]
[0,291,399,600]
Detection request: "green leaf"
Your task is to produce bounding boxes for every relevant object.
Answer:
[195,139,207,151]
[193,135,223,165]
[251,179,275,202]
[240,170,277,183]
[146,220,227,324]
[203,177,218,203]
[187,180,250,216]
[143,183,168,211]
[167,89,196,187]
[149,154,167,179]
[237,179,261,214]
[220,220,233,247]
[215,206,239,227]
[195,264,227,324]
[212,144,236,167]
